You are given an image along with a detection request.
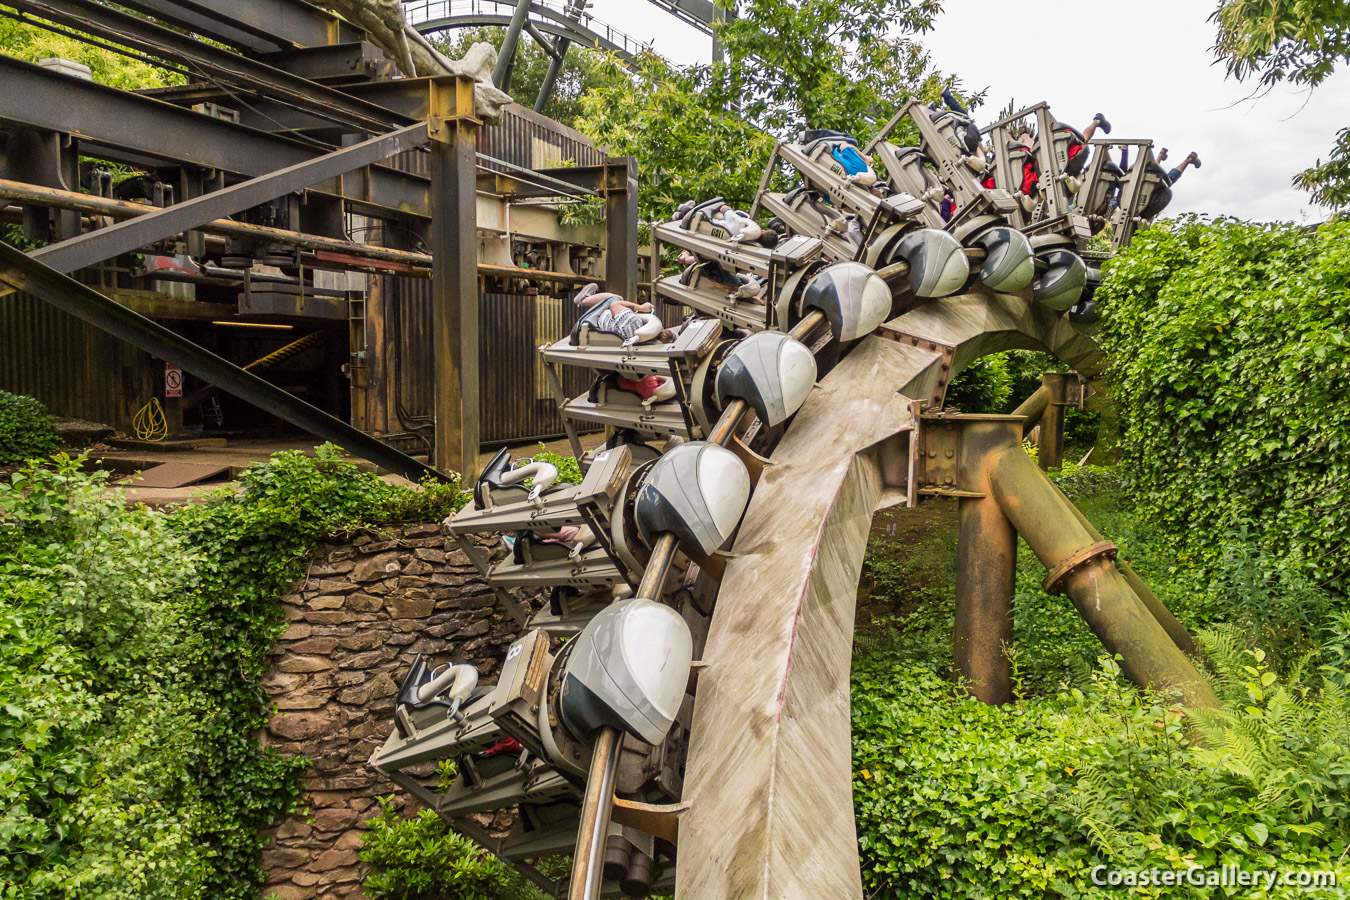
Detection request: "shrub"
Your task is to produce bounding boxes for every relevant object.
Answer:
[534,446,583,485]
[0,447,468,899]
[0,390,58,464]
[853,635,1350,898]
[361,801,546,900]
[1097,216,1350,591]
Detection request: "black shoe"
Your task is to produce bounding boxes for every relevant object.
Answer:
[1093,113,1111,134]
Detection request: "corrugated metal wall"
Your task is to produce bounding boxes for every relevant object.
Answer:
[384,103,615,444]
[0,291,156,427]
[478,103,605,172]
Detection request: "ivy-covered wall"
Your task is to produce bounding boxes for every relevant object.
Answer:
[259,527,535,900]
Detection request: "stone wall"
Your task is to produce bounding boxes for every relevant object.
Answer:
[259,523,531,900]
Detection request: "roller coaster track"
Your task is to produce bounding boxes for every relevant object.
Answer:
[676,292,1109,897]
[404,0,651,61]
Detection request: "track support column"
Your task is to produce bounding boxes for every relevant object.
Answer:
[952,419,1022,705]
[604,156,638,302]
[1038,371,1073,471]
[429,76,483,481]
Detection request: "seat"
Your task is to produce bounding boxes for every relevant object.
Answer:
[1048,121,1089,178]
[474,447,525,510]
[1081,159,1123,219]
[1135,162,1174,219]
[569,295,621,346]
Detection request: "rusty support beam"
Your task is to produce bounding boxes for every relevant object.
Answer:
[1038,372,1073,471]
[429,77,482,482]
[29,124,429,275]
[952,419,1022,705]
[0,241,448,484]
[985,442,1218,708]
[1011,384,1049,436]
[1049,480,1211,667]
[604,157,639,302]
[7,0,410,134]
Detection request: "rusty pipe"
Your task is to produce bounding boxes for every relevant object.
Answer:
[0,179,595,286]
[568,723,624,900]
[1011,385,1049,436]
[951,419,1023,704]
[1037,373,1074,471]
[986,444,1218,708]
[1049,480,1211,667]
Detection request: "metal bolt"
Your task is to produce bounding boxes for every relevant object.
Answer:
[946,449,954,458]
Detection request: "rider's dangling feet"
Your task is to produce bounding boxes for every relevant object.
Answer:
[1185,151,1201,169]
[1093,112,1112,134]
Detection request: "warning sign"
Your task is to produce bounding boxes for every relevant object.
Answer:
[164,363,183,398]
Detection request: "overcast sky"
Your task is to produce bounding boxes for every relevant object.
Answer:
[584,0,1350,223]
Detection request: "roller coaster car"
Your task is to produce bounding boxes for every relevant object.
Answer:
[448,444,632,538]
[1079,158,1124,221]
[654,221,826,333]
[1047,121,1090,180]
[583,428,665,470]
[657,270,773,333]
[1132,161,1174,220]
[489,540,627,589]
[544,316,723,377]
[771,143,928,248]
[799,130,878,187]
[757,186,860,260]
[675,195,763,244]
[373,613,693,894]
[873,145,947,228]
[930,109,984,159]
[562,372,695,440]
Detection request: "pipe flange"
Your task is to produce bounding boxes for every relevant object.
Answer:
[1042,540,1118,595]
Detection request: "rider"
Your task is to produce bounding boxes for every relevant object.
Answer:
[574,282,664,345]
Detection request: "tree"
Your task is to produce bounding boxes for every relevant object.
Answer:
[0,15,181,89]
[716,0,942,138]
[577,51,778,222]
[1211,0,1350,209]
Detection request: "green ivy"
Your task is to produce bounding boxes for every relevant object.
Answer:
[0,447,466,899]
[853,634,1350,898]
[0,391,59,465]
[1096,217,1350,591]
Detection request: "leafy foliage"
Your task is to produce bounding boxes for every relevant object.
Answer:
[575,0,947,223]
[1211,0,1350,208]
[0,17,182,90]
[0,391,58,464]
[853,618,1350,897]
[1295,126,1350,210]
[576,51,780,223]
[360,801,545,900]
[715,0,941,137]
[1096,217,1350,590]
[1211,0,1350,89]
[533,446,582,485]
[0,448,464,899]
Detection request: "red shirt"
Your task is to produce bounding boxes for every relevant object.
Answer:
[616,375,665,400]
